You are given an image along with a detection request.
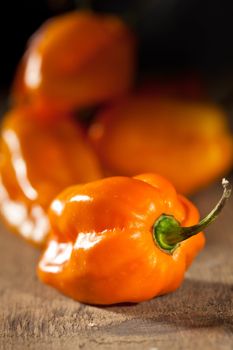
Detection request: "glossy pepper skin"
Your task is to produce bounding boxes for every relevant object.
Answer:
[0,107,102,246]
[12,11,136,117]
[38,173,205,305]
[89,95,233,194]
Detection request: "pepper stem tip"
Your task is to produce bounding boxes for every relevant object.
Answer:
[153,178,232,254]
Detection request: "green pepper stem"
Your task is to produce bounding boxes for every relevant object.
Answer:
[153,178,232,254]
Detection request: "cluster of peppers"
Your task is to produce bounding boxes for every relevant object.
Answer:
[1,10,232,304]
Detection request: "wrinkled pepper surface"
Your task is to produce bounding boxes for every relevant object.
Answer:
[89,94,233,194]
[12,11,136,117]
[0,107,102,246]
[38,173,231,305]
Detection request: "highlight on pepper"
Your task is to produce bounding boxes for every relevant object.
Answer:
[37,174,231,305]
[0,107,102,247]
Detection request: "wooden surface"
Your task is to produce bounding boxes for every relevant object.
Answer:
[0,179,233,350]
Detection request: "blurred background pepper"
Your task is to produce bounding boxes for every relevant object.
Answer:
[1,0,233,102]
[88,92,233,194]
[0,0,233,214]
[12,11,136,117]
[0,107,102,246]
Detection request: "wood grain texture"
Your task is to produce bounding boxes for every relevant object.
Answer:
[0,179,233,350]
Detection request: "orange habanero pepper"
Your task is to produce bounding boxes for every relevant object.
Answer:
[37,174,230,305]
[12,11,136,118]
[89,94,233,194]
[0,107,102,246]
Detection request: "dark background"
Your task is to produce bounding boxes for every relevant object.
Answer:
[1,0,233,100]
